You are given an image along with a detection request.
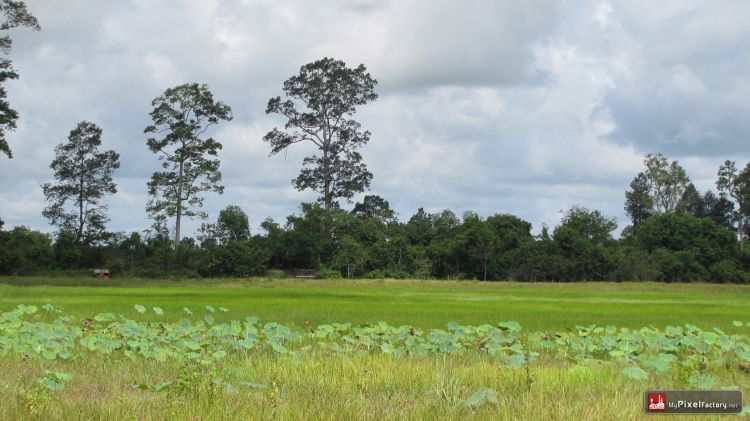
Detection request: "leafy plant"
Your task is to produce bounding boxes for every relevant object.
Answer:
[464,387,498,407]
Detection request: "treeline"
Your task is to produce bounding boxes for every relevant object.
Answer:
[1,191,748,282]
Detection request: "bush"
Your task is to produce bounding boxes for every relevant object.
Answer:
[708,259,747,283]
[316,267,342,279]
[386,270,411,279]
[0,227,54,275]
[203,240,269,277]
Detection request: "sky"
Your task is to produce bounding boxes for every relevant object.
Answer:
[1,0,749,238]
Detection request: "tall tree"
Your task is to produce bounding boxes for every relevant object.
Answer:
[676,183,704,217]
[145,83,232,245]
[0,0,39,158]
[716,160,750,253]
[461,212,496,281]
[642,153,690,213]
[624,172,653,226]
[264,57,378,212]
[42,121,119,243]
[352,194,396,224]
[702,190,735,231]
[557,206,617,246]
[198,205,250,246]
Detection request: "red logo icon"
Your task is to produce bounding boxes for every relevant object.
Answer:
[647,393,667,412]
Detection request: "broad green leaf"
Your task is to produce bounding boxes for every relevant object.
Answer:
[94,312,116,322]
[19,304,37,314]
[152,381,173,392]
[497,321,521,332]
[465,387,498,407]
[183,340,201,351]
[134,304,146,314]
[152,307,164,315]
[641,358,671,374]
[622,367,648,380]
[507,354,526,369]
[732,321,743,327]
[183,307,193,315]
[688,372,716,389]
[38,377,64,391]
[46,371,72,381]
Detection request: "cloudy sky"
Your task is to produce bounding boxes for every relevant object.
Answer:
[1,0,749,237]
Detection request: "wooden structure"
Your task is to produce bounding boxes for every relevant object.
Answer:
[284,269,316,278]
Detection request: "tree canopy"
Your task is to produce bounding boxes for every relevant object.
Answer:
[42,121,119,244]
[0,0,39,158]
[717,160,750,253]
[264,57,378,212]
[145,83,233,245]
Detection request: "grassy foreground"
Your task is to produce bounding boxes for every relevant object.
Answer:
[1,278,749,419]
[1,277,750,331]
[3,352,745,420]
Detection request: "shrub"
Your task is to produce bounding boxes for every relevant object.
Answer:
[316,267,342,279]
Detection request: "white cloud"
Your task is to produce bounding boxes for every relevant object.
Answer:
[1,0,748,237]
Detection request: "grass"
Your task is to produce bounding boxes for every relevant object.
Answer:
[1,277,749,419]
[2,351,746,420]
[1,277,749,331]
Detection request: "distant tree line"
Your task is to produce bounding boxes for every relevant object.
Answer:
[1,174,749,282]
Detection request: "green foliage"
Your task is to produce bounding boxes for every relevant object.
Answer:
[635,213,737,280]
[316,267,342,279]
[464,388,498,407]
[42,121,120,244]
[622,366,648,380]
[145,83,233,245]
[333,235,367,278]
[0,0,40,159]
[37,370,71,391]
[552,206,618,281]
[352,195,397,224]
[717,160,750,253]
[264,57,377,211]
[625,172,653,226]
[641,153,691,213]
[0,226,53,274]
[203,240,269,277]
[2,302,749,397]
[198,205,251,246]
[52,229,81,269]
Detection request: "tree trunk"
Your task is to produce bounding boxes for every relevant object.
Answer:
[175,160,184,245]
[740,215,745,255]
[323,146,331,212]
[77,177,84,243]
[78,190,84,242]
